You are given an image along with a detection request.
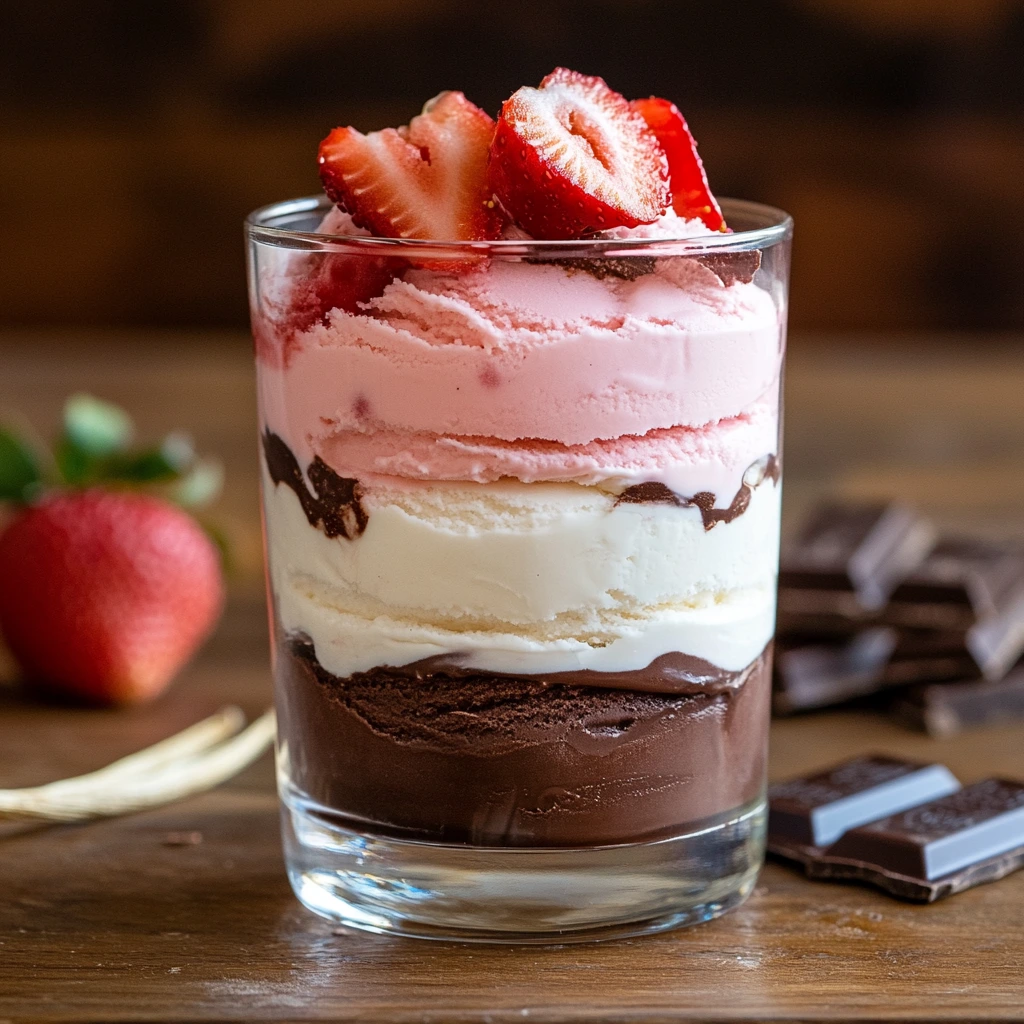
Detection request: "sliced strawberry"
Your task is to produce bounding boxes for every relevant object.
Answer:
[631,97,725,231]
[488,68,670,239]
[252,252,399,366]
[318,91,504,241]
[290,252,397,328]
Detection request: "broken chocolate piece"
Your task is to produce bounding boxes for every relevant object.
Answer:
[695,249,762,286]
[876,538,1024,680]
[776,588,881,641]
[780,502,935,610]
[768,755,959,855]
[773,628,897,714]
[890,664,1024,737]
[967,588,1024,680]
[262,430,367,540]
[886,538,1024,628]
[880,630,979,686]
[820,778,1024,901]
[525,256,657,281]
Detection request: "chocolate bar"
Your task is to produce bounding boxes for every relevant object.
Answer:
[780,502,935,611]
[886,538,1024,629]
[775,522,1024,719]
[881,630,979,686]
[885,538,1024,680]
[968,589,1024,680]
[772,629,897,714]
[769,758,1024,902]
[775,588,879,640]
[820,779,1024,901]
[890,664,1024,737]
[768,755,960,855]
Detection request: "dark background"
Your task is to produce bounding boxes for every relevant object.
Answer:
[1,0,1022,335]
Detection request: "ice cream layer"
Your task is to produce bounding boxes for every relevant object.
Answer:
[257,210,784,692]
[315,400,777,500]
[264,465,780,679]
[257,255,782,476]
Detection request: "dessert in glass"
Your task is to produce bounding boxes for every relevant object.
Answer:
[247,69,791,942]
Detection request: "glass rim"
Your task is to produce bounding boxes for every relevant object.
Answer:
[245,195,792,257]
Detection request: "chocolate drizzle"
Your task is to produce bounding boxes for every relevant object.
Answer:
[617,454,780,531]
[262,430,367,539]
[695,249,762,286]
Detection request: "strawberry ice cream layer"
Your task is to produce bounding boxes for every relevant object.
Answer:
[315,400,776,500]
[257,251,783,496]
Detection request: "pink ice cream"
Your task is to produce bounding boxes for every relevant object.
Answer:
[256,225,782,502]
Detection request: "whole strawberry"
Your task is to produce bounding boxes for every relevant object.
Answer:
[0,395,225,705]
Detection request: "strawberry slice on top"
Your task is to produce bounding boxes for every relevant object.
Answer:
[318,91,504,241]
[488,68,670,239]
[631,97,725,232]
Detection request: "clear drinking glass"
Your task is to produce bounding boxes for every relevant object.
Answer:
[246,197,792,942]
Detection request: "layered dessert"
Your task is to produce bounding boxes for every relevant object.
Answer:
[252,70,785,849]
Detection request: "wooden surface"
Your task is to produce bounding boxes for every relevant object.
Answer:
[1,332,1024,1023]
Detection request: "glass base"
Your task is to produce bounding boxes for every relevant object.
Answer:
[280,790,766,944]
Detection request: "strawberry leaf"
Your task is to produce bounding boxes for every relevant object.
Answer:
[63,394,134,458]
[54,437,94,485]
[107,449,180,483]
[0,427,42,503]
[168,458,223,509]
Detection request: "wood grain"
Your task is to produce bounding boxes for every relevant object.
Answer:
[1,332,1023,1022]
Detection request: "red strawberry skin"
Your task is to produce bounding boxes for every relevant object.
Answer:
[252,250,400,367]
[289,252,397,328]
[488,68,670,239]
[318,91,504,242]
[630,97,725,231]
[0,491,224,705]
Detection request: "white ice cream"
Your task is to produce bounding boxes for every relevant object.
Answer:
[263,468,780,678]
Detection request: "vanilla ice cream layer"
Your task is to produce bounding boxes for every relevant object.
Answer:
[274,573,775,680]
[263,469,779,678]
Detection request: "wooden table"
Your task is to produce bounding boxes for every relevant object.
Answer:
[2,332,1023,1023]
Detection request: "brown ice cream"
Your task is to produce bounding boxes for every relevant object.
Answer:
[275,636,771,847]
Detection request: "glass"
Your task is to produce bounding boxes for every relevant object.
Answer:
[246,196,792,942]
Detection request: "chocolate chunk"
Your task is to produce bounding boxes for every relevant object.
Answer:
[780,502,935,610]
[616,454,779,532]
[967,587,1024,680]
[880,630,979,686]
[768,755,960,853]
[776,588,881,640]
[819,779,1024,901]
[773,627,989,715]
[262,430,367,540]
[526,256,657,281]
[615,481,685,508]
[887,538,1024,627]
[695,249,762,286]
[890,663,1024,737]
[772,628,898,714]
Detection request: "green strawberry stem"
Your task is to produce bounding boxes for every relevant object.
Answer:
[0,394,227,559]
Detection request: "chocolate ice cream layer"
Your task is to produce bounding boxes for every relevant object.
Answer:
[275,637,771,847]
